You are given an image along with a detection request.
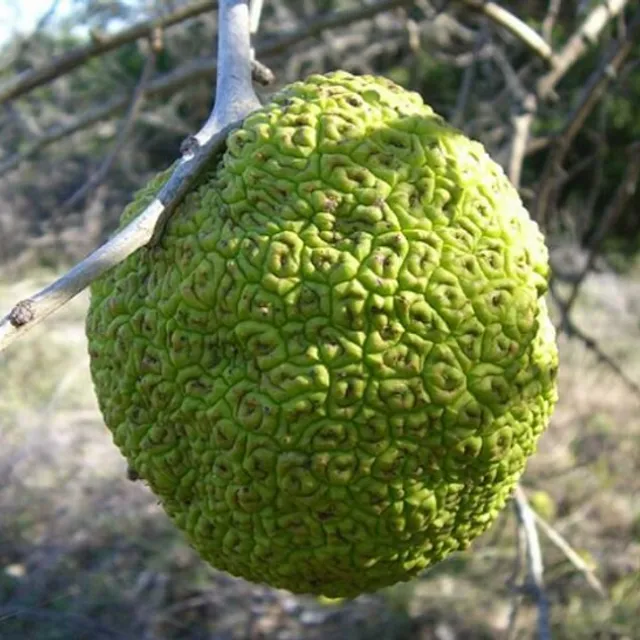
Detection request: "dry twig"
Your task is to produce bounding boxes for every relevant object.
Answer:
[0,0,258,353]
[542,0,562,42]
[59,46,158,214]
[532,511,607,598]
[0,0,218,105]
[460,0,553,62]
[508,486,552,640]
[0,0,413,176]
[557,141,640,327]
[537,0,631,99]
[535,11,640,224]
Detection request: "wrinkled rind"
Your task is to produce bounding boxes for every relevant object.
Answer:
[86,71,558,598]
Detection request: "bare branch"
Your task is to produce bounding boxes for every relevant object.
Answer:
[537,0,631,99]
[461,0,553,62]
[0,0,413,176]
[0,0,257,353]
[507,101,536,189]
[450,27,487,127]
[0,0,218,105]
[0,120,237,351]
[557,142,640,327]
[532,511,607,598]
[249,0,265,34]
[505,506,528,640]
[60,46,157,213]
[559,312,640,401]
[258,0,413,56]
[535,13,640,222]
[542,0,562,43]
[512,486,552,640]
[0,0,62,73]
[0,58,218,177]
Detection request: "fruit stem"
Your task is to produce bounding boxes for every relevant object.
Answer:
[194,0,261,146]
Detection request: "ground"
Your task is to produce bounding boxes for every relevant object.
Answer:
[1,257,639,639]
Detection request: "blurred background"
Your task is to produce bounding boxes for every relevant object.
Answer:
[1,1,639,638]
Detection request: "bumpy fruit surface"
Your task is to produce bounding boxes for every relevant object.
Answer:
[86,71,558,597]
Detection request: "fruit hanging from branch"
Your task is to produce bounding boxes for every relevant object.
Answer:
[86,66,558,597]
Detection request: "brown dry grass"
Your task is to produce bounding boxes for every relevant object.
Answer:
[1,268,639,640]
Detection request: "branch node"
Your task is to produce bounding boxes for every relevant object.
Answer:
[251,59,275,86]
[9,300,35,327]
[180,135,200,158]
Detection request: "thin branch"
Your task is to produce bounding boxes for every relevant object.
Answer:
[532,511,607,598]
[0,121,236,350]
[0,0,412,176]
[258,0,413,56]
[450,26,489,128]
[561,316,640,401]
[492,46,536,188]
[512,486,552,640]
[557,142,640,327]
[537,0,631,99]
[505,505,528,640]
[461,0,553,62]
[249,0,265,34]
[534,11,640,223]
[507,100,536,189]
[0,0,218,105]
[542,0,562,43]
[0,0,62,74]
[59,46,157,214]
[0,57,217,177]
[0,0,256,353]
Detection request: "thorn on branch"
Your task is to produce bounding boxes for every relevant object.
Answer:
[251,59,275,86]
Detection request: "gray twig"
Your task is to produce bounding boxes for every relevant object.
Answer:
[0,0,218,105]
[0,0,412,176]
[556,142,640,329]
[542,0,562,43]
[511,486,552,640]
[532,511,607,598]
[0,0,257,353]
[59,46,157,214]
[461,0,553,62]
[537,0,631,99]
[535,11,640,224]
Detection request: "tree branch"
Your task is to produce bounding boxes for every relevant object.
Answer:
[531,510,607,598]
[511,486,552,640]
[59,45,157,214]
[557,141,640,328]
[542,0,562,43]
[534,11,640,223]
[0,0,218,105]
[0,0,256,353]
[460,0,553,62]
[537,0,631,99]
[0,0,413,176]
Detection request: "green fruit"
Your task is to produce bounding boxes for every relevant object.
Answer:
[86,71,558,597]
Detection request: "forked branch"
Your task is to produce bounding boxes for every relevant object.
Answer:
[0,0,259,353]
